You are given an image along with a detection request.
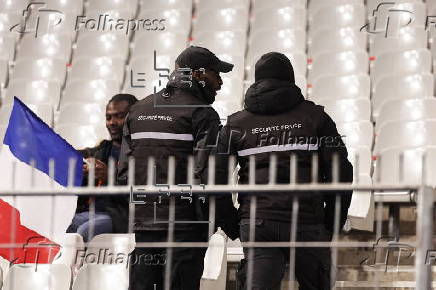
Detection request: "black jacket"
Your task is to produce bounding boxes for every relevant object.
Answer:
[78,140,128,233]
[117,70,239,238]
[215,79,353,233]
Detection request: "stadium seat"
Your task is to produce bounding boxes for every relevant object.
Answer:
[53,233,85,276]
[87,0,138,18]
[308,0,363,17]
[253,0,306,13]
[247,29,306,63]
[16,33,72,62]
[212,53,244,80]
[196,0,249,12]
[30,0,84,14]
[201,231,228,289]
[55,124,109,149]
[251,5,306,32]
[62,79,119,107]
[194,8,249,33]
[308,51,369,83]
[367,0,426,28]
[0,34,17,61]
[0,12,21,34]
[347,147,372,176]
[85,234,135,265]
[0,58,8,88]
[3,264,71,290]
[370,27,427,57]
[374,120,436,154]
[309,3,365,34]
[336,121,374,149]
[372,73,434,118]
[246,51,307,80]
[0,104,12,126]
[139,9,191,35]
[375,147,436,186]
[125,55,174,97]
[75,32,129,60]
[25,11,78,38]
[216,76,244,101]
[318,99,371,123]
[376,98,436,133]
[191,31,246,57]
[295,75,307,98]
[4,80,61,107]
[57,103,106,127]
[133,31,187,58]
[370,49,431,85]
[308,28,367,59]
[213,99,243,120]
[10,58,67,85]
[69,57,125,87]
[310,74,370,100]
[0,0,29,13]
[72,264,129,290]
[140,0,192,12]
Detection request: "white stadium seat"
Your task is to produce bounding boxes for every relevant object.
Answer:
[194,8,249,33]
[308,0,363,17]
[0,35,17,62]
[374,120,436,154]
[0,124,6,145]
[213,99,243,120]
[55,124,109,149]
[192,31,246,57]
[309,3,365,34]
[57,103,106,127]
[0,12,21,35]
[86,234,135,265]
[139,9,191,35]
[308,51,368,83]
[376,98,436,133]
[253,0,307,13]
[214,54,245,80]
[370,49,431,85]
[0,0,29,13]
[16,33,72,61]
[140,0,192,12]
[319,99,371,123]
[25,11,79,38]
[247,29,306,63]
[69,57,125,87]
[308,28,367,59]
[196,0,249,12]
[367,0,426,28]
[216,76,244,101]
[310,74,370,100]
[72,264,129,290]
[30,0,84,14]
[3,264,71,290]
[370,27,427,57]
[75,32,130,60]
[10,58,67,86]
[133,31,187,58]
[376,147,436,186]
[347,147,372,176]
[295,75,307,98]
[372,73,434,118]
[87,0,138,18]
[336,121,374,149]
[251,5,306,32]
[4,80,61,107]
[62,79,119,107]
[53,233,85,276]
[0,58,8,87]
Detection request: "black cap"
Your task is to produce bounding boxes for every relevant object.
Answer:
[175,46,234,73]
[255,52,295,83]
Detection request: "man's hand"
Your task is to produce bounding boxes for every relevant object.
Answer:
[83,158,108,186]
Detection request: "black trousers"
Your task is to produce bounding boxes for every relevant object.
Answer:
[130,230,208,290]
[238,219,332,290]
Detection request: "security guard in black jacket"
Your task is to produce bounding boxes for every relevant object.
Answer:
[117,46,239,290]
[215,52,353,290]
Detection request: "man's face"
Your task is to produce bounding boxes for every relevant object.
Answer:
[106,101,130,142]
[194,68,223,96]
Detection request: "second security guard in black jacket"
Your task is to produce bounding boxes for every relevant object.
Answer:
[215,52,353,290]
[117,46,239,290]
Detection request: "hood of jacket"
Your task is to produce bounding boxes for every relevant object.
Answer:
[244,79,305,115]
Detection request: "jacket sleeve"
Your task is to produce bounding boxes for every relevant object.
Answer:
[318,111,353,235]
[116,114,133,186]
[192,109,239,240]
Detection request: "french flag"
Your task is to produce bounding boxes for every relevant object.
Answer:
[0,97,82,265]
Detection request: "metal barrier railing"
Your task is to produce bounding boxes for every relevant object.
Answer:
[0,153,434,289]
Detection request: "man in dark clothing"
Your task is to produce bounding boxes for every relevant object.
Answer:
[67,94,138,241]
[215,52,353,290]
[117,46,239,290]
